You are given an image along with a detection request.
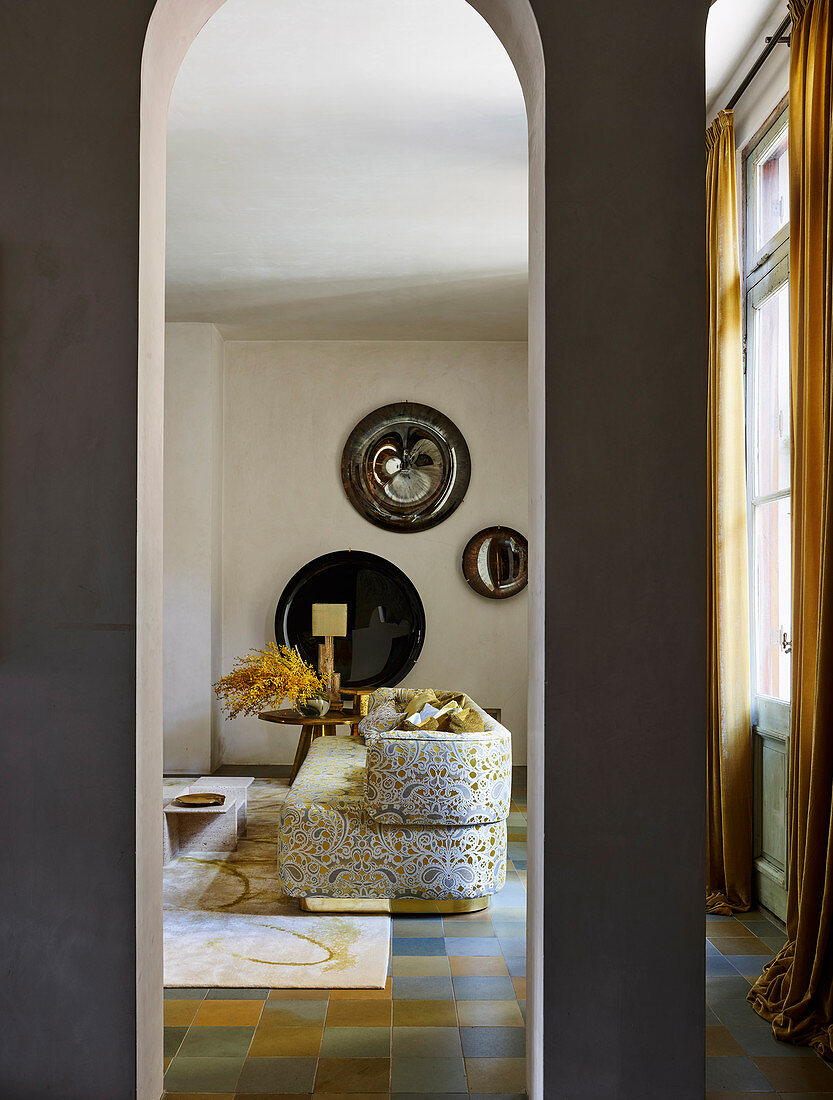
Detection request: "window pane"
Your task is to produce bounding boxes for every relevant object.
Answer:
[753,280,791,497]
[756,124,789,250]
[754,496,791,702]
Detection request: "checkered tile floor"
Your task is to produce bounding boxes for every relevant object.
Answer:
[706,910,833,1096]
[164,767,833,1097]
[162,770,528,1098]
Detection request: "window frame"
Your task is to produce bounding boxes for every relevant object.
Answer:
[745,107,790,288]
[742,100,791,739]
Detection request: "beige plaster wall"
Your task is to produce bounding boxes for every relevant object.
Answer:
[163,322,224,773]
[219,338,529,764]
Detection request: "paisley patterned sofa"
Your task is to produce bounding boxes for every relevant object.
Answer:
[277,688,511,909]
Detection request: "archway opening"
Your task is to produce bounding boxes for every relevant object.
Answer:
[139,2,545,1097]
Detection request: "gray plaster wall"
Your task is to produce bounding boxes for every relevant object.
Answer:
[0,0,708,1096]
[538,0,708,1090]
[0,2,154,1097]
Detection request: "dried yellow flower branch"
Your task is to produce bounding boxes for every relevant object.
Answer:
[213,642,327,720]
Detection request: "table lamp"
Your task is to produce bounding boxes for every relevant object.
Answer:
[311,603,347,704]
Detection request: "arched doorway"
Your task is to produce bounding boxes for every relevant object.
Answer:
[138,2,545,1097]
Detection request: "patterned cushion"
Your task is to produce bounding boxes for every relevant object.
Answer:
[358,687,413,736]
[277,736,506,900]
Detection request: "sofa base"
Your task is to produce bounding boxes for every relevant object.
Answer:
[299,896,491,915]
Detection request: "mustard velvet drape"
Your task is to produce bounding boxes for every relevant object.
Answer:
[748,0,833,1055]
[706,110,753,916]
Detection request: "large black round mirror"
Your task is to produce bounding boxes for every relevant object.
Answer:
[275,550,425,688]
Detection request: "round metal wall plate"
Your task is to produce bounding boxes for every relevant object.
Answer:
[462,526,528,599]
[275,550,425,689]
[341,401,471,532]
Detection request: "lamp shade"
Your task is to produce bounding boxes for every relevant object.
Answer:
[311,603,348,638]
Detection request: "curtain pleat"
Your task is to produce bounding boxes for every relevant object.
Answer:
[706,110,753,916]
[748,0,833,1055]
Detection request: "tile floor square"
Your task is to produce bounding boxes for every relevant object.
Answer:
[707,935,774,957]
[392,976,454,1000]
[490,885,527,910]
[163,1055,244,1093]
[723,955,768,978]
[164,1026,189,1058]
[725,1025,812,1058]
[464,1057,526,1093]
[708,955,742,977]
[261,1000,328,1026]
[178,1025,254,1058]
[392,956,452,977]
[235,1055,317,1093]
[490,905,526,920]
[164,987,208,1000]
[451,977,516,1001]
[704,1056,774,1092]
[443,922,495,939]
[443,938,502,957]
[709,997,773,1031]
[504,958,525,978]
[391,1026,462,1057]
[706,1026,746,1057]
[326,999,392,1028]
[320,1027,391,1057]
[393,920,444,938]
[392,1000,458,1028]
[455,1001,525,1028]
[313,1056,391,1093]
[497,938,525,956]
[390,1055,468,1094]
[490,921,524,939]
[164,999,204,1027]
[460,1028,526,1058]
[192,1000,265,1027]
[752,1056,833,1091]
[448,957,509,977]
[248,1025,323,1056]
[393,938,450,957]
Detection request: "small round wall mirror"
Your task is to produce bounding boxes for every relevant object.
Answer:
[462,526,528,599]
[341,402,470,532]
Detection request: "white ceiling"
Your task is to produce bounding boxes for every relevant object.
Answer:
[166,0,788,341]
[166,0,528,340]
[706,0,788,117]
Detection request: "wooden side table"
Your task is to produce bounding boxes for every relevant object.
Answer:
[257,709,352,782]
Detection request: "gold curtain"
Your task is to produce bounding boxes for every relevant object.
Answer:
[706,110,753,915]
[748,0,833,1055]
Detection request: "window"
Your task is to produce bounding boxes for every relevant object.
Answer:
[744,104,791,732]
[753,121,789,253]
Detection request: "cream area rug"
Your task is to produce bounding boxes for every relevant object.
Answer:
[163,778,390,988]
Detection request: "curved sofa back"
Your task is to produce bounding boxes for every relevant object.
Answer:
[361,688,512,826]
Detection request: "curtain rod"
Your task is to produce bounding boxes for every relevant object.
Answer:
[727,12,791,110]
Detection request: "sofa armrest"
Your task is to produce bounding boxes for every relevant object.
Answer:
[363,728,511,825]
